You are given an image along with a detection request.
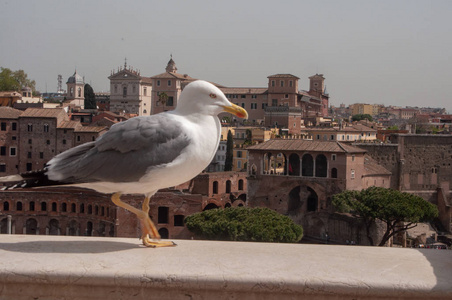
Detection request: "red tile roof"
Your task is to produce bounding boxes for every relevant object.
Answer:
[0,107,22,119]
[247,139,366,153]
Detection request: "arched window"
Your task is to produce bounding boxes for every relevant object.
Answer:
[302,154,314,177]
[289,153,300,176]
[123,86,127,98]
[80,203,85,213]
[95,205,99,215]
[71,203,76,213]
[51,202,57,212]
[315,154,328,177]
[41,202,47,211]
[213,181,218,194]
[29,201,35,211]
[331,168,338,178]
[226,180,231,193]
[3,202,9,211]
[16,201,22,211]
[61,203,67,212]
[88,205,92,215]
[238,179,244,190]
[158,228,169,239]
[77,87,81,97]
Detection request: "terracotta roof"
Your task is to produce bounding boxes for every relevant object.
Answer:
[20,108,67,119]
[305,124,377,133]
[363,155,391,176]
[0,107,22,119]
[151,72,195,80]
[220,87,268,94]
[140,77,153,84]
[267,74,300,79]
[247,139,367,153]
[58,120,81,130]
[75,126,107,133]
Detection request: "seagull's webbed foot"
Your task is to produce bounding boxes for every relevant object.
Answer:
[111,192,177,248]
[139,216,177,248]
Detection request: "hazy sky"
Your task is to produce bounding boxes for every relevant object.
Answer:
[1,0,451,112]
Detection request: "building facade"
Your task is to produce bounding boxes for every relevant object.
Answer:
[108,61,152,116]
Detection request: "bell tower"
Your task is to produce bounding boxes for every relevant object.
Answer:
[66,70,85,109]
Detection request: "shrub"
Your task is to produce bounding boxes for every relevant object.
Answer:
[185,207,303,243]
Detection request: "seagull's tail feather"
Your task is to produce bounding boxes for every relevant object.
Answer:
[0,169,63,190]
[45,141,96,182]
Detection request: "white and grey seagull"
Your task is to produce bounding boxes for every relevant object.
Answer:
[3,80,248,247]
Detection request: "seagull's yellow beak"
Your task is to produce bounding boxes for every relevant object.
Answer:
[222,103,248,119]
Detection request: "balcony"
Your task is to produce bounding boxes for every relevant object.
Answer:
[0,235,451,299]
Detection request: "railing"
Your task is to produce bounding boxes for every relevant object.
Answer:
[0,235,451,299]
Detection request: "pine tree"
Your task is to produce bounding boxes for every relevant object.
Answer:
[224,130,233,171]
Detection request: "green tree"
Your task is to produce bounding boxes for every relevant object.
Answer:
[158,92,168,105]
[243,129,252,146]
[0,67,36,93]
[332,187,438,246]
[185,207,303,243]
[352,114,373,122]
[84,84,96,109]
[386,125,399,130]
[224,130,233,171]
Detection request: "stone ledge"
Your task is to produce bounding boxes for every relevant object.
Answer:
[0,235,451,299]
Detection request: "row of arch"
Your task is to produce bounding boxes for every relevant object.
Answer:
[2,201,113,218]
[263,153,338,178]
[212,179,245,195]
[0,217,115,237]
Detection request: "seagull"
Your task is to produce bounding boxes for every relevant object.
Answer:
[3,80,248,247]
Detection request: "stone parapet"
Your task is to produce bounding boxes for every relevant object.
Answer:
[0,235,451,299]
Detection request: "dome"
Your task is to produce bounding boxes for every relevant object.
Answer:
[67,71,84,84]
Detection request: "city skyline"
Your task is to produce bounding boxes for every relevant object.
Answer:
[1,0,451,113]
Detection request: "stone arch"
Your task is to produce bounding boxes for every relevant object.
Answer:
[203,202,220,211]
[302,154,314,177]
[331,168,338,178]
[288,186,302,215]
[98,221,106,237]
[26,218,38,235]
[315,154,328,177]
[68,220,78,236]
[225,202,232,208]
[0,218,7,234]
[250,164,257,175]
[86,221,93,236]
[158,228,169,239]
[49,219,59,235]
[288,153,301,176]
[263,152,273,174]
[307,187,318,212]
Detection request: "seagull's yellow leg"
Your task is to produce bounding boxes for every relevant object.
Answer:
[111,193,175,248]
[140,195,176,247]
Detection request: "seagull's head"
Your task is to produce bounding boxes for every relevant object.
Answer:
[175,80,248,119]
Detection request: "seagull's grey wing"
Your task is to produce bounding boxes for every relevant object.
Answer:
[46,114,190,183]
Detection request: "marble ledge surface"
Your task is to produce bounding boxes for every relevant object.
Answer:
[0,235,451,300]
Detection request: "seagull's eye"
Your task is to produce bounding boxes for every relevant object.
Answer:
[209,93,217,99]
